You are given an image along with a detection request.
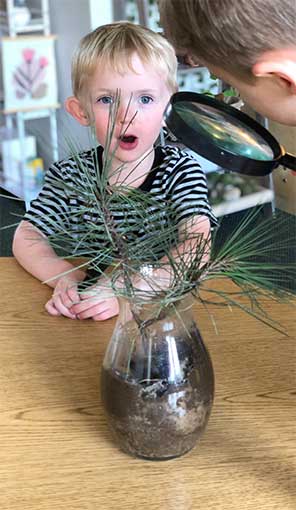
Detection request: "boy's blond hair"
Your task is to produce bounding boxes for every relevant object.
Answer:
[159,0,296,78]
[72,21,178,106]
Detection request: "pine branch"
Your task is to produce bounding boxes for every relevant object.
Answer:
[2,90,295,336]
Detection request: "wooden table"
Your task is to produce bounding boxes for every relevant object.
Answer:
[0,258,295,510]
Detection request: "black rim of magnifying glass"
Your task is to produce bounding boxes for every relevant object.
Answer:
[165,91,285,176]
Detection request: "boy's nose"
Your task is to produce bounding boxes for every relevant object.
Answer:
[119,118,135,126]
[118,112,136,125]
[118,104,137,125]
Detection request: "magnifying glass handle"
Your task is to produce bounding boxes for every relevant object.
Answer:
[281,153,296,171]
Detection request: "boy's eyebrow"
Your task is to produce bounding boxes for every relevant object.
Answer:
[95,88,160,94]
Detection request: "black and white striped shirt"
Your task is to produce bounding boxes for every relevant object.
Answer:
[25,145,217,258]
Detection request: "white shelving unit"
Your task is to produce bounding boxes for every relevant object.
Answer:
[0,0,59,204]
[212,187,274,217]
[0,0,50,36]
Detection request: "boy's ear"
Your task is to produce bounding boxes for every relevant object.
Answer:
[252,48,296,94]
[65,96,89,126]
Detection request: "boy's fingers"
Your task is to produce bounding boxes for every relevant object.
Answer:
[45,299,62,316]
[92,308,118,321]
[76,302,108,320]
[61,288,79,309]
[71,296,102,315]
[80,287,114,301]
[60,293,74,309]
[53,279,80,309]
[52,294,77,319]
[67,285,80,303]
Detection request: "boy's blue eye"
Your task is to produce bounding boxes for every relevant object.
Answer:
[97,96,113,104]
[140,95,153,105]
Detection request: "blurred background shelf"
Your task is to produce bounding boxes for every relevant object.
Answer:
[0,0,58,207]
[0,0,50,36]
[212,187,274,217]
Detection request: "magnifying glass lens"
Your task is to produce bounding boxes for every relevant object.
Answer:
[174,101,275,161]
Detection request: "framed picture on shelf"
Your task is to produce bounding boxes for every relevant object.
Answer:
[1,35,58,112]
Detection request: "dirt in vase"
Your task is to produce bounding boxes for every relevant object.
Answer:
[101,327,214,460]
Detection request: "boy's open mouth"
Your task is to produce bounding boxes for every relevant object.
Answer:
[119,134,138,150]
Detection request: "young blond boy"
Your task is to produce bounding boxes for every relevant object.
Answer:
[13,22,217,321]
[158,0,296,126]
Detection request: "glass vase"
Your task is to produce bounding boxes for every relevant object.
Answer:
[101,294,214,460]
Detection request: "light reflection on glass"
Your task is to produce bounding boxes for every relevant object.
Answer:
[175,101,274,161]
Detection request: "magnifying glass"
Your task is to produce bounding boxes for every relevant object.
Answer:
[165,91,296,176]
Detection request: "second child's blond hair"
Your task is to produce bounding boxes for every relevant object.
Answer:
[72,21,178,106]
[159,0,296,78]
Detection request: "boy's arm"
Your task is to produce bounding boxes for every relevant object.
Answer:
[147,151,216,291]
[134,215,211,292]
[13,220,86,319]
[166,214,210,267]
[13,220,86,287]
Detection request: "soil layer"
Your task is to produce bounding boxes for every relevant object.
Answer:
[101,327,214,459]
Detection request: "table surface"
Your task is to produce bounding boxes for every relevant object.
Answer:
[0,258,295,510]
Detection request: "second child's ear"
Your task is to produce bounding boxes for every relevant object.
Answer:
[252,48,296,94]
[65,96,89,125]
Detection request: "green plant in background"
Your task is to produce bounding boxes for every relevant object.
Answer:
[207,172,264,205]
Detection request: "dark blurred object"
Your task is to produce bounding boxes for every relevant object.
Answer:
[0,187,25,256]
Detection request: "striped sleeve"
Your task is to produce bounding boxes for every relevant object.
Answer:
[166,151,218,228]
[24,162,71,236]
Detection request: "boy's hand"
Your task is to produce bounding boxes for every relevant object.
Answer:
[45,276,81,319]
[70,288,119,321]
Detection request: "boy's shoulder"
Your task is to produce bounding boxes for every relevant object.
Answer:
[157,144,202,169]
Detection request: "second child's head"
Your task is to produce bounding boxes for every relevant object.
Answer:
[159,0,296,125]
[66,22,178,168]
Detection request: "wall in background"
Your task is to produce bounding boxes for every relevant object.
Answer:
[89,0,113,29]
[28,0,113,167]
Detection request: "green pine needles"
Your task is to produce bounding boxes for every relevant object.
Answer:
[1,92,295,334]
